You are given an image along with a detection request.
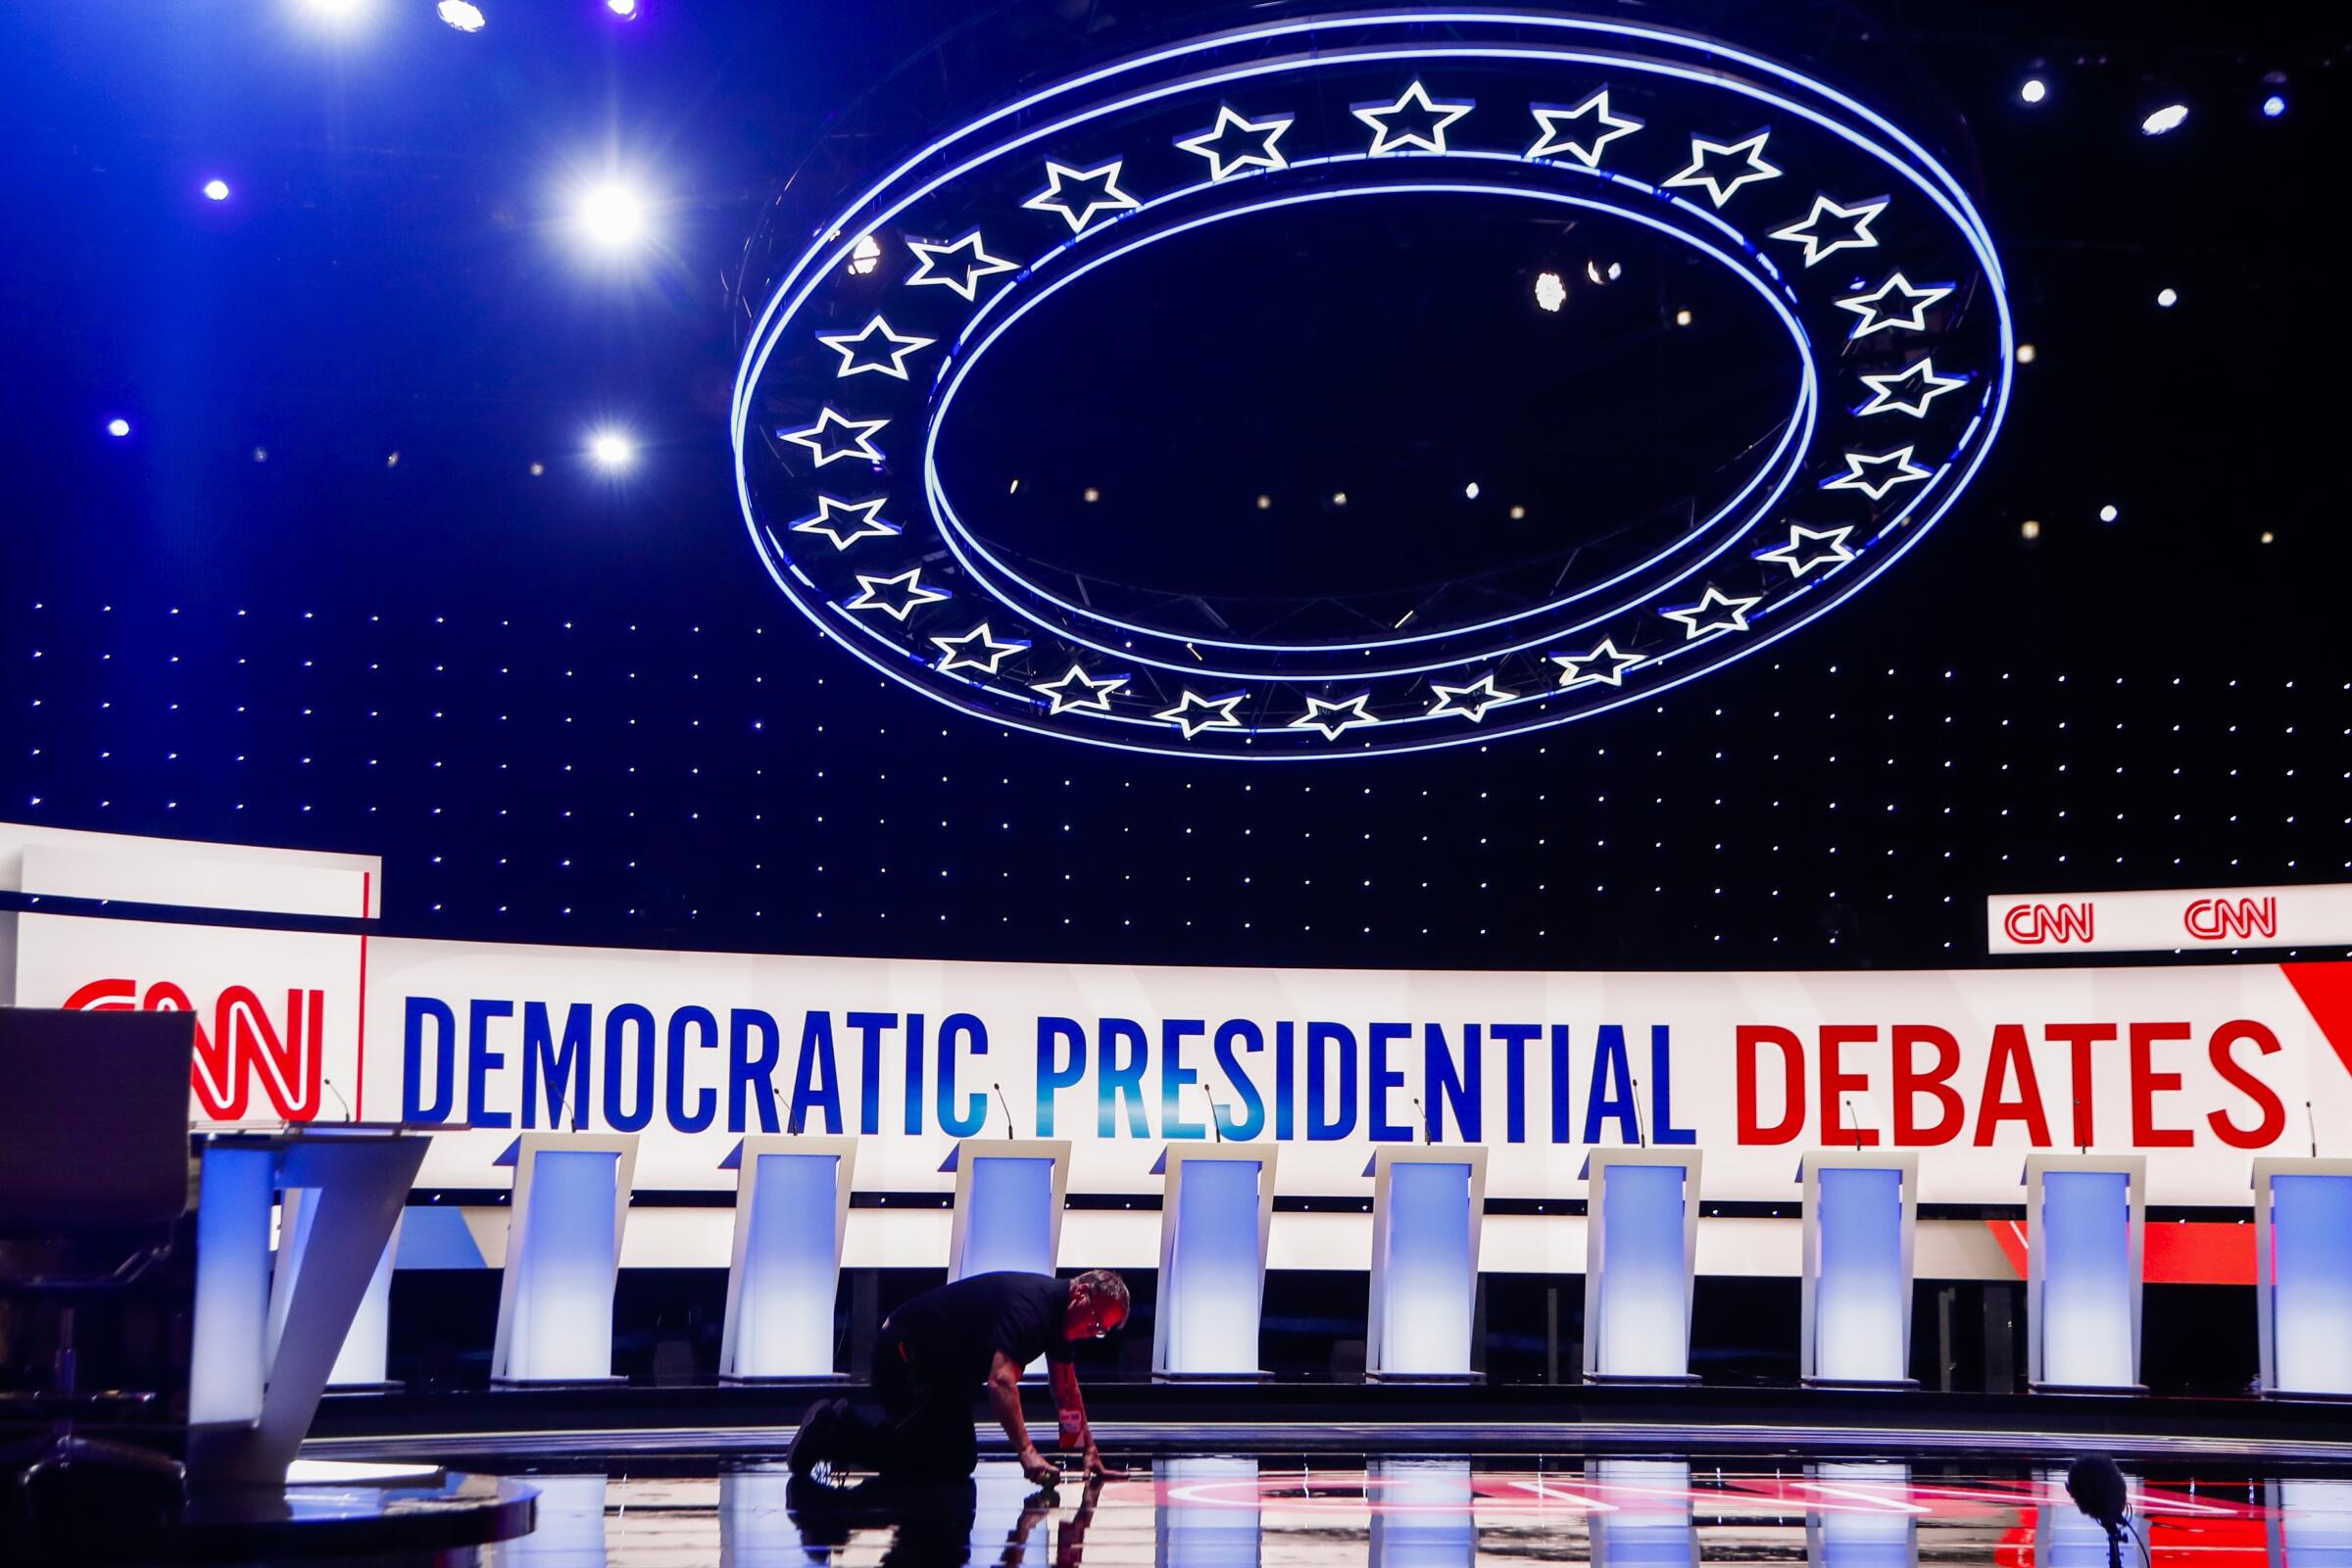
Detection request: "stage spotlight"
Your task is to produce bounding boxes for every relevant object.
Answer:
[436,1,485,29]
[589,429,637,471]
[847,235,882,275]
[2098,504,2119,522]
[2262,530,2276,545]
[1585,259,1621,285]
[2141,103,2189,135]
[1254,494,1271,511]
[1534,270,1566,312]
[105,417,131,439]
[1464,481,1481,500]
[2016,343,2036,364]
[202,177,230,202]
[2262,94,2286,119]
[2021,519,2040,540]
[1083,486,1101,503]
[576,180,648,250]
[1331,491,1348,507]
[1508,504,1526,520]
[606,0,638,16]
[2020,77,2048,105]
[297,0,373,26]
[2156,287,2179,308]
[1675,308,1693,327]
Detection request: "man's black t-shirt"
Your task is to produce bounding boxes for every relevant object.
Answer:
[882,1271,1072,1388]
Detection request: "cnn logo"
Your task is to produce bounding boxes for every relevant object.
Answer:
[2183,897,2278,942]
[62,978,324,1122]
[2001,902,2095,945]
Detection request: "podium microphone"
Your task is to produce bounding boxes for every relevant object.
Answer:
[549,1083,572,1132]
[1411,1096,1427,1145]
[321,1077,355,1124]
[1198,1083,1225,1143]
[1843,1095,1864,1151]
[2074,1098,2087,1156]
[993,1082,1019,1140]
[2311,1100,2321,1158]
[1630,1072,1647,1149]
[2065,1454,2131,1568]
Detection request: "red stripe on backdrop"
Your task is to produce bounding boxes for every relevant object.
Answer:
[1981,1219,2255,1285]
[2281,961,2352,1088]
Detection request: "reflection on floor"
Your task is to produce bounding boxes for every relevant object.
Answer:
[467,1454,2352,1568]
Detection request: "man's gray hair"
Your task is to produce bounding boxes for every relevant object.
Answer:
[1073,1269,1130,1311]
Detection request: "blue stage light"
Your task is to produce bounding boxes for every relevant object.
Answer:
[576,180,648,251]
[606,0,638,17]
[588,429,637,471]
[202,178,230,202]
[437,1,485,30]
[105,417,131,439]
[297,0,373,26]
[2140,103,2189,135]
[2019,78,2047,105]
[2262,94,2287,119]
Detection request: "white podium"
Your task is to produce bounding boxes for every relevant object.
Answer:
[1798,1152,1919,1388]
[943,1138,1070,1280]
[1157,1456,1263,1568]
[490,1132,640,1386]
[274,1189,402,1391]
[1589,1459,1698,1568]
[1370,1459,1474,1568]
[718,1135,857,1382]
[1582,1150,1703,1385]
[1804,1462,1915,1568]
[2253,1157,2352,1398]
[2023,1153,2147,1393]
[1365,1146,1487,1383]
[1152,1144,1277,1381]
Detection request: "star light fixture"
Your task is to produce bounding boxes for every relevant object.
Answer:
[905,231,1019,301]
[1352,80,1474,156]
[1427,671,1518,721]
[1754,523,1857,577]
[1022,161,1141,233]
[789,495,901,551]
[1662,586,1763,638]
[1155,690,1247,737]
[1854,358,1967,418]
[1835,272,1953,339]
[780,408,888,466]
[1824,446,1934,500]
[1551,639,1643,687]
[932,622,1029,675]
[1662,131,1781,207]
[1525,88,1642,168]
[1175,106,1293,180]
[815,316,936,379]
[1292,693,1380,739]
[844,567,950,621]
[1032,663,1129,714]
[1767,194,1887,268]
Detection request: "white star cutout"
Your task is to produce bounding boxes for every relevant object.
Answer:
[814,316,936,380]
[789,494,900,551]
[1353,80,1474,156]
[905,231,1019,302]
[780,408,888,467]
[1292,693,1379,739]
[1154,690,1246,738]
[1175,106,1292,180]
[843,566,949,622]
[1825,446,1934,501]
[1427,671,1518,722]
[1855,357,1968,417]
[1526,89,1642,168]
[1662,131,1781,207]
[1767,195,1887,268]
[1662,586,1763,639]
[1754,523,1856,577]
[1031,663,1127,715]
[1022,161,1140,233]
[1835,272,1954,339]
[931,622,1027,675]
[1551,639,1643,687]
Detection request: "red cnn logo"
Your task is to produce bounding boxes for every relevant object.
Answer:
[2002,902,2096,945]
[62,979,324,1121]
[2183,897,2278,942]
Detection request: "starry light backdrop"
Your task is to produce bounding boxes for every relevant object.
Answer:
[0,0,2342,970]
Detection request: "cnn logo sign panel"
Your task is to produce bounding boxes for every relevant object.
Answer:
[1990,884,2347,955]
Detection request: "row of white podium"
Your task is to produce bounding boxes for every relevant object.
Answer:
[184,1132,2352,1483]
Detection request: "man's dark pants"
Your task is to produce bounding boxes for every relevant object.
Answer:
[859,1337,978,1479]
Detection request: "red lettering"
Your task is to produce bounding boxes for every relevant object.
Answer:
[2127,1022,2194,1147]
[1738,1025,1806,1144]
[1974,1023,2053,1147]
[1891,1024,1964,1145]
[2046,1023,2117,1148]
[2207,1019,2285,1149]
[1819,1025,1880,1146]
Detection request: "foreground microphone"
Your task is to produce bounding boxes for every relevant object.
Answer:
[2066,1454,2130,1568]
[321,1076,355,1124]
[1629,1072,1648,1149]
[993,1082,1019,1140]
[1843,1095,1864,1151]
[1411,1096,1427,1145]
[1197,1082,1225,1143]
[2312,1101,2321,1158]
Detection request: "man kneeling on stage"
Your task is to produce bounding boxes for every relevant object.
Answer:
[791,1269,1130,1485]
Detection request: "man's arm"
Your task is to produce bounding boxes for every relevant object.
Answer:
[989,1351,1059,1485]
[1049,1358,1124,1478]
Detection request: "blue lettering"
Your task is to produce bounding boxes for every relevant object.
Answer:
[1585,1023,1641,1145]
[1306,1021,1358,1141]
[1098,1017,1150,1138]
[466,999,514,1130]
[1035,1017,1086,1138]
[789,1011,843,1135]
[1550,1024,1575,1143]
[1160,1019,1206,1140]
[936,1012,988,1138]
[1210,1020,1266,1140]
[522,1001,591,1129]
[1367,1022,1410,1142]
[603,1003,657,1132]
[1650,1024,1696,1144]
[666,1005,719,1134]
[401,996,456,1123]
[903,1012,927,1137]
[847,1011,895,1136]
[728,1007,782,1134]
[1492,1023,1540,1144]
[1425,1022,1482,1143]
[1275,1020,1297,1140]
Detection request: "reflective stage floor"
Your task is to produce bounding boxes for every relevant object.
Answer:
[405,1450,2352,1568]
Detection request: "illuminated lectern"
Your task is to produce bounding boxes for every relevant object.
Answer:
[1152,1144,1277,1381]
[273,1191,401,1391]
[718,1134,857,1381]
[1589,1459,1698,1568]
[2253,1156,2352,1397]
[1798,1151,1920,1388]
[1582,1149,1702,1385]
[2023,1152,2146,1393]
[490,1132,640,1386]
[1805,1462,1916,1568]
[942,1138,1071,1281]
[1364,1146,1488,1382]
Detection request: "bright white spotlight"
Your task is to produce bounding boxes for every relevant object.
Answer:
[589,429,637,470]
[2262,94,2286,119]
[606,0,638,16]
[2019,77,2047,105]
[2156,287,2179,308]
[2098,504,2119,523]
[1534,270,1566,312]
[437,1,485,29]
[577,181,648,250]
[105,417,131,439]
[1464,481,1481,500]
[299,0,373,25]
[201,177,230,202]
[2141,103,2189,135]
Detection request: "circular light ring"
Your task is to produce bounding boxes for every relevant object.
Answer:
[732,11,2012,759]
